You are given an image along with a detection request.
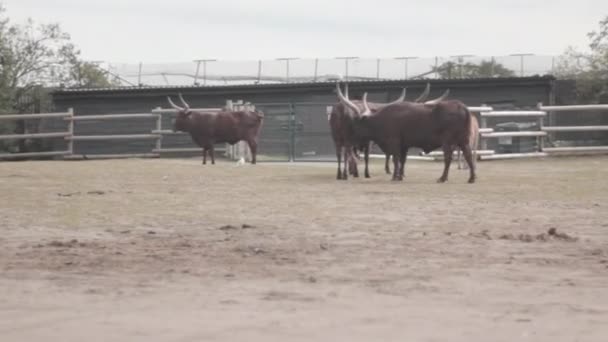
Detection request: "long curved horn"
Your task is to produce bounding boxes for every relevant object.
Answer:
[336,82,360,116]
[344,83,349,99]
[414,83,431,103]
[177,93,190,110]
[362,92,372,116]
[384,88,407,106]
[167,96,184,111]
[424,89,450,105]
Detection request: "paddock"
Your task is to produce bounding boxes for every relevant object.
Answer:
[1,157,607,341]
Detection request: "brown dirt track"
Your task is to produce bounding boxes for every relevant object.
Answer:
[1,157,607,342]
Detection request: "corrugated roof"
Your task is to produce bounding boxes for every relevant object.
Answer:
[51,75,556,95]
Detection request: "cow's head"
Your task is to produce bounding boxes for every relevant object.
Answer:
[335,82,434,118]
[167,94,192,132]
[359,86,450,116]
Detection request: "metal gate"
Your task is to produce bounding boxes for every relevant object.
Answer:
[292,102,334,161]
[254,103,294,162]
[252,102,335,162]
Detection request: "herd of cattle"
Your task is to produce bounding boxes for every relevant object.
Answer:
[167,83,480,184]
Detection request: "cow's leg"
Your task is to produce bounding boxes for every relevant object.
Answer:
[391,148,402,181]
[385,154,391,174]
[210,146,215,165]
[364,144,370,178]
[462,148,471,170]
[438,144,454,183]
[350,148,359,178]
[460,143,476,183]
[341,146,348,180]
[202,149,207,165]
[335,145,343,180]
[247,139,258,164]
[399,146,409,179]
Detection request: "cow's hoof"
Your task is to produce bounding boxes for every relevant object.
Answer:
[468,178,476,184]
[437,177,447,183]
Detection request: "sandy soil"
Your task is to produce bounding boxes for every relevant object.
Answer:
[1,157,607,342]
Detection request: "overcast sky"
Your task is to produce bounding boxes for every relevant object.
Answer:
[3,0,607,64]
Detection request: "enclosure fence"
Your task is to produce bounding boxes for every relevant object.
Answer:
[1,102,607,161]
[98,55,558,87]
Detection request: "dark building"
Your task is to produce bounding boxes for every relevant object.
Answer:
[50,76,563,161]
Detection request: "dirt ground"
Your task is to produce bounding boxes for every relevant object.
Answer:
[1,156,607,342]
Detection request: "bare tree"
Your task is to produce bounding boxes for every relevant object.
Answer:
[554,16,608,103]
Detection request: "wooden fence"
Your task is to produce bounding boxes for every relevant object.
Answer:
[1,102,607,161]
[0,109,74,159]
[64,112,161,160]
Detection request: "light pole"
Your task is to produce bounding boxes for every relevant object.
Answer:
[193,59,217,85]
[335,57,359,81]
[510,53,534,77]
[394,56,418,79]
[276,57,300,83]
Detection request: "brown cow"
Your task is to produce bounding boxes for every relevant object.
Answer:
[341,91,476,183]
[330,82,431,180]
[337,83,432,179]
[167,94,264,164]
[328,83,407,180]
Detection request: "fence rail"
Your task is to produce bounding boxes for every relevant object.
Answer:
[538,103,608,155]
[542,146,608,153]
[0,112,72,120]
[69,134,160,141]
[542,126,608,132]
[482,131,547,138]
[0,132,72,140]
[539,104,608,112]
[151,107,222,114]
[481,111,546,117]
[474,106,547,160]
[69,113,159,121]
[0,109,73,160]
[2,101,607,162]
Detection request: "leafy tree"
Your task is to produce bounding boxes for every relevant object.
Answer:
[554,16,608,103]
[0,4,119,110]
[0,4,118,152]
[433,59,515,78]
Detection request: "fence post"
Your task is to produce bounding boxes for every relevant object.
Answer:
[480,104,488,151]
[537,102,545,151]
[67,107,74,156]
[155,107,162,154]
[289,102,296,162]
[234,100,247,161]
[244,102,253,161]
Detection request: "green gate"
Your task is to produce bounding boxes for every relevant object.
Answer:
[254,102,335,162]
[255,103,294,162]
